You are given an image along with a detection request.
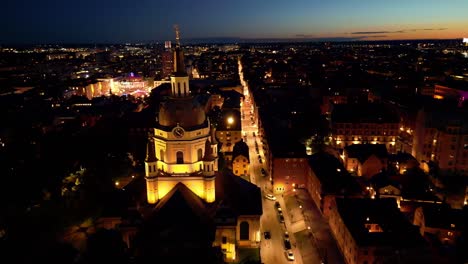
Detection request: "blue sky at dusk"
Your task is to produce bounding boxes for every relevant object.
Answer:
[1,0,467,43]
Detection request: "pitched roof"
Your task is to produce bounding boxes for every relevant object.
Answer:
[215,171,262,216]
[308,152,362,195]
[232,139,249,161]
[150,182,211,226]
[345,144,388,163]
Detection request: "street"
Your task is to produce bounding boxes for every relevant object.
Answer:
[238,58,344,264]
[239,58,302,264]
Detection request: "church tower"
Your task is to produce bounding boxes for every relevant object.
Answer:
[145,26,217,204]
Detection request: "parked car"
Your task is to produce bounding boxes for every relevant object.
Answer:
[284,239,292,250]
[279,215,285,223]
[263,231,271,239]
[265,194,276,201]
[284,231,290,240]
[286,250,295,261]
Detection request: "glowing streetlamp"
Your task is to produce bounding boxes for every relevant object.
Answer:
[227,116,234,125]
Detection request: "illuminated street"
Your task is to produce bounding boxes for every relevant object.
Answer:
[239,58,344,264]
[239,58,303,264]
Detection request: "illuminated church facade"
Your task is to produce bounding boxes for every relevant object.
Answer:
[144,40,218,203]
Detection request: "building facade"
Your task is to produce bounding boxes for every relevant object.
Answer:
[331,103,400,154]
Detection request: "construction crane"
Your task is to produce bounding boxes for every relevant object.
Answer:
[174,24,181,47]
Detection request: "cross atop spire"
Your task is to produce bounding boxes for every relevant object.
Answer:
[174,24,181,48]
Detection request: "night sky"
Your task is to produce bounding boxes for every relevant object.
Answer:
[2,0,467,44]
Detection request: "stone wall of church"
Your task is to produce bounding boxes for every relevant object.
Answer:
[213,226,237,261]
[236,215,261,248]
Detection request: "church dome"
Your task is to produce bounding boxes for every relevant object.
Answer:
[158,96,206,129]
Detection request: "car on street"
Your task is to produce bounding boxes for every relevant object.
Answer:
[284,231,290,240]
[261,168,266,176]
[263,231,271,240]
[286,250,295,261]
[279,215,285,223]
[265,194,276,201]
[284,238,292,250]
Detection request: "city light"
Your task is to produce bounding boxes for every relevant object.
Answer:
[227,116,234,125]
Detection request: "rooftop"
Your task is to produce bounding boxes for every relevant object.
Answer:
[336,198,425,248]
[344,143,388,163]
[308,152,361,195]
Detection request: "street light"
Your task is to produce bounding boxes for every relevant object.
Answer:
[227,116,234,125]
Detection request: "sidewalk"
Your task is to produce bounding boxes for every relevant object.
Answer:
[283,190,344,264]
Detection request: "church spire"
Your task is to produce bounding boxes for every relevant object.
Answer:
[170,24,190,97]
[173,24,186,76]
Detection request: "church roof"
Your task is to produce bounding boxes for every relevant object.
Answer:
[158,96,207,130]
[150,182,211,225]
[215,171,262,216]
[136,183,217,262]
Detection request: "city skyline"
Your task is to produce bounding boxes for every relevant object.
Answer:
[2,0,468,44]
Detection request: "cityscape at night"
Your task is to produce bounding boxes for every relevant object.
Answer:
[1,1,468,264]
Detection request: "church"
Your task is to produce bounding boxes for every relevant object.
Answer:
[99,28,263,263]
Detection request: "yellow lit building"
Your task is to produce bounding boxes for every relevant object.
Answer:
[232,139,249,176]
[145,41,217,204]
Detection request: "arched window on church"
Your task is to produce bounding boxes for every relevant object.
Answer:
[176,151,184,164]
[160,150,165,162]
[197,149,203,161]
[184,82,187,94]
[240,221,249,240]
[177,83,181,97]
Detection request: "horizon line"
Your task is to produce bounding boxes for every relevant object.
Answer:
[0,37,464,46]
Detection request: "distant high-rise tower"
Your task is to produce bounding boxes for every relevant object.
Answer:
[162,41,173,79]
